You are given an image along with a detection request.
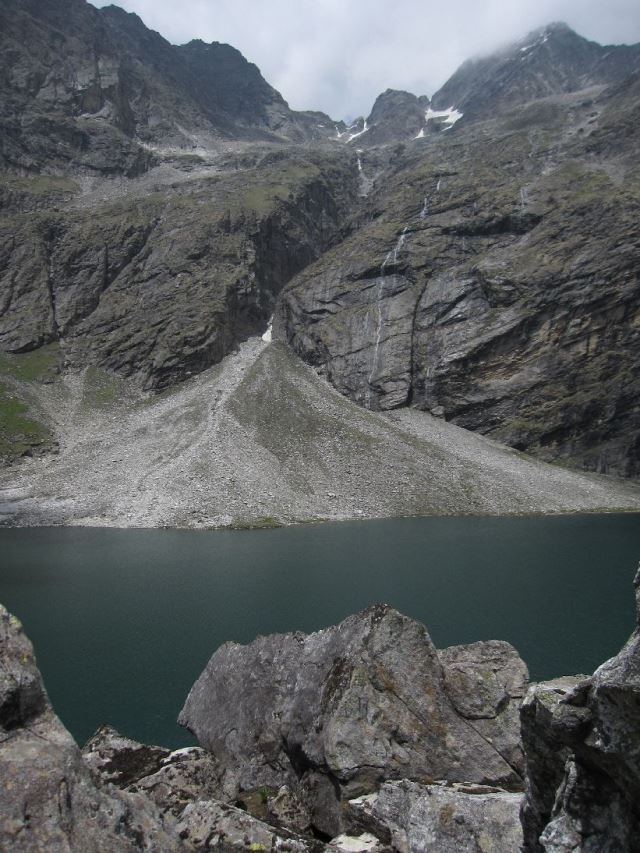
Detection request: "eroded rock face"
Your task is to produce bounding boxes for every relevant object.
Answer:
[521,568,640,851]
[346,780,523,852]
[279,73,640,478]
[179,605,526,837]
[0,149,358,391]
[0,0,338,176]
[0,605,183,852]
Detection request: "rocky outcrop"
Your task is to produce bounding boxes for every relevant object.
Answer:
[0,605,183,851]
[346,780,524,852]
[179,605,526,837]
[362,90,431,146]
[8,579,640,852]
[0,597,530,851]
[521,568,640,851]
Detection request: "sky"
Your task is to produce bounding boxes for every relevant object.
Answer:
[89,0,640,120]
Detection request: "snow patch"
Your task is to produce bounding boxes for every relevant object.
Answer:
[414,127,425,139]
[425,106,463,127]
[347,120,369,143]
[262,316,273,342]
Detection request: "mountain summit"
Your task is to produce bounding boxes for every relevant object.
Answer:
[431,22,640,118]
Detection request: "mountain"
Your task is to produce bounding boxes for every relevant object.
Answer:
[278,31,640,478]
[1,0,640,503]
[431,21,640,119]
[0,0,338,177]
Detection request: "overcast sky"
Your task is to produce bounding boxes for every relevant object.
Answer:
[90,0,640,120]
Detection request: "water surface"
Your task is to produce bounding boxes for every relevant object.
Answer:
[1,514,638,748]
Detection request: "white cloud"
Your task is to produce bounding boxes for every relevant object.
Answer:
[89,0,640,119]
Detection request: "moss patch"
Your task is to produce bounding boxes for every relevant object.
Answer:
[0,343,62,383]
[0,384,52,459]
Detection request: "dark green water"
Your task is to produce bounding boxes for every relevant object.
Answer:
[0,515,638,749]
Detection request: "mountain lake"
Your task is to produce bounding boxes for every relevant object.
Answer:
[1,513,639,748]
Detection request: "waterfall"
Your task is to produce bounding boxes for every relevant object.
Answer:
[367,229,410,404]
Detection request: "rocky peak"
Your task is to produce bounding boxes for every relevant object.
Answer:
[363,89,430,144]
[432,22,640,119]
[0,0,340,175]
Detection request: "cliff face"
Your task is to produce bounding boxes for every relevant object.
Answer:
[0,0,337,177]
[0,148,359,391]
[278,71,640,476]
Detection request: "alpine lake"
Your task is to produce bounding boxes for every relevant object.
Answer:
[1,513,639,749]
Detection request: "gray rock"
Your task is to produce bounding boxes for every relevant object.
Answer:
[267,785,312,833]
[519,676,588,850]
[521,568,640,850]
[82,723,171,786]
[346,780,523,852]
[439,640,528,775]
[179,606,525,836]
[174,799,328,852]
[0,604,184,851]
[83,726,226,818]
[329,832,386,851]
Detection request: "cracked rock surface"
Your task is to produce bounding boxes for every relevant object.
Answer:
[179,605,527,837]
[521,567,640,851]
[0,604,183,852]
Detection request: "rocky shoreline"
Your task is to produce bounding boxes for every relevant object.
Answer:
[1,566,638,851]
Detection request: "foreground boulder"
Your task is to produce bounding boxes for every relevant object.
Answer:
[347,780,523,852]
[521,566,640,850]
[0,605,182,851]
[0,604,334,851]
[179,605,527,836]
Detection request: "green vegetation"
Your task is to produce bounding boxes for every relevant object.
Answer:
[0,344,60,459]
[0,175,80,196]
[0,384,52,459]
[0,342,62,383]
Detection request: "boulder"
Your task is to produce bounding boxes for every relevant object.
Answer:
[174,799,328,852]
[83,727,226,817]
[346,780,523,852]
[179,605,526,836]
[0,605,183,851]
[439,640,528,775]
[521,567,640,850]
